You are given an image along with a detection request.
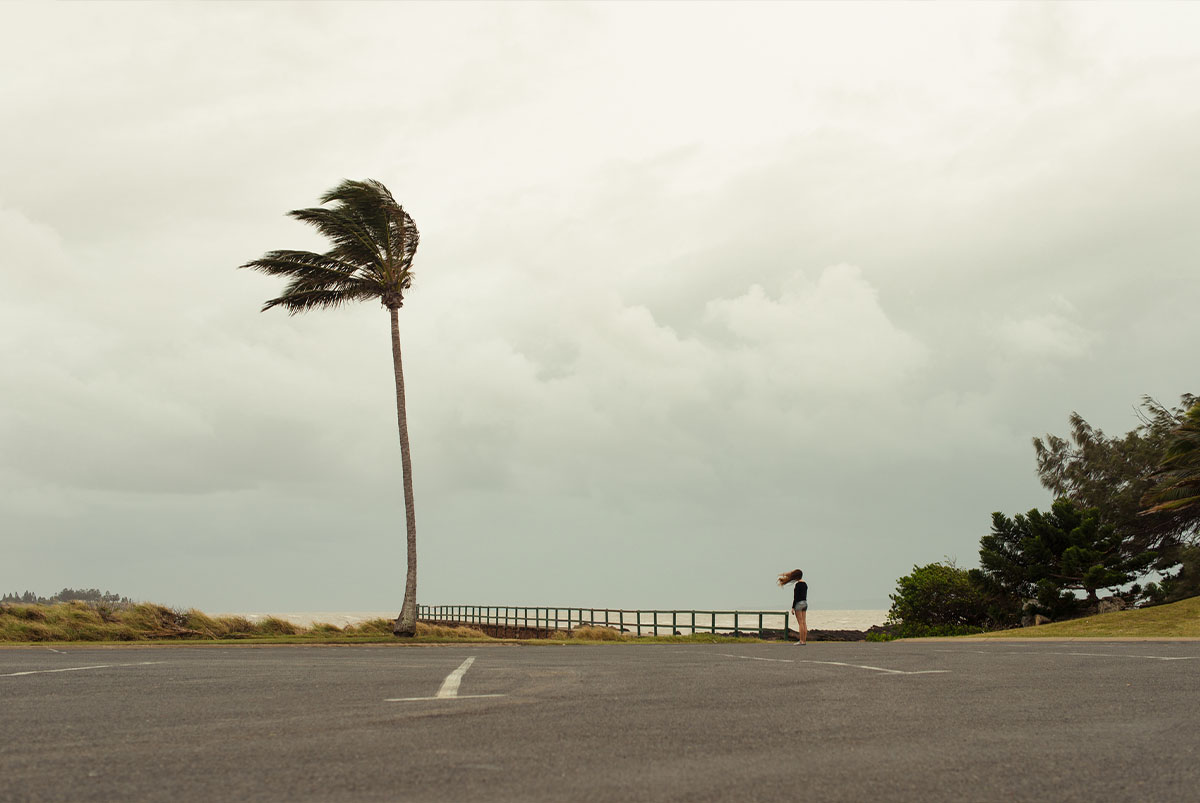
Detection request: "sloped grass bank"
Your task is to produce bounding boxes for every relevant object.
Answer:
[0,603,769,645]
[968,595,1200,639]
[0,603,492,644]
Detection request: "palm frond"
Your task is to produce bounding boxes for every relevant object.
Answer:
[286,208,384,272]
[240,250,360,283]
[241,178,419,313]
[1144,403,1200,515]
[260,282,383,314]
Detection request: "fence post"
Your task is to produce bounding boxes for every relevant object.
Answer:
[734,611,739,636]
[758,612,763,638]
[672,611,677,636]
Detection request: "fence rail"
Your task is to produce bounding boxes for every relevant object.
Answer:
[417,605,792,638]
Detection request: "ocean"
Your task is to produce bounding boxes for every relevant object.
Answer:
[227,609,889,633]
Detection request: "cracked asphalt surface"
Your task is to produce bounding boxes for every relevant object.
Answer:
[2,640,1197,802]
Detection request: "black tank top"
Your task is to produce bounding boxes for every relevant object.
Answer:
[793,581,808,606]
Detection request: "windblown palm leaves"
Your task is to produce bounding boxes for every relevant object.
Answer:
[1145,402,1200,516]
[242,179,419,313]
[240,179,423,637]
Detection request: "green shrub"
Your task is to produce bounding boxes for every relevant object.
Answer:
[887,562,995,635]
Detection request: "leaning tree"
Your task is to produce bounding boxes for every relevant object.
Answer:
[240,179,422,636]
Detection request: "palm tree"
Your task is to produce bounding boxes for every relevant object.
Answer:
[240,179,422,636]
[1145,402,1200,518]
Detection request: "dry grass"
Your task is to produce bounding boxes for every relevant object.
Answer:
[967,595,1200,639]
[0,603,767,644]
[563,625,631,641]
[0,603,493,644]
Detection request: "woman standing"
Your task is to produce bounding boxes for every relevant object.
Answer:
[778,569,807,645]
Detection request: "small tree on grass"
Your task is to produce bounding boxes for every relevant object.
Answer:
[885,562,995,636]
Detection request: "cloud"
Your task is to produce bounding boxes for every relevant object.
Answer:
[704,264,927,393]
[2,3,1199,610]
[997,298,1096,359]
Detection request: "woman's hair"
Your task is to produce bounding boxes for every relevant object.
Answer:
[777,569,803,586]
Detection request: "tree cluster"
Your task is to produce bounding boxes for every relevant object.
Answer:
[888,394,1200,634]
[1,588,134,606]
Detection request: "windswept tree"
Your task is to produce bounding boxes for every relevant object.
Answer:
[1033,394,1198,562]
[240,179,422,637]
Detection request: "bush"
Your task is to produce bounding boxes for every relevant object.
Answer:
[1143,545,1200,605]
[886,562,994,636]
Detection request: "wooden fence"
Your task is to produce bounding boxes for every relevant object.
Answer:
[418,605,792,638]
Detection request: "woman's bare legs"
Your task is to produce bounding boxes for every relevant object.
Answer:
[792,608,808,644]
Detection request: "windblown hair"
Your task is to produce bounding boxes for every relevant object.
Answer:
[777,569,804,586]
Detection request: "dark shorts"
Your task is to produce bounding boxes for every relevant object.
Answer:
[793,602,808,612]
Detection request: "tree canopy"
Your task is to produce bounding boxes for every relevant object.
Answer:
[1032,394,1198,561]
[980,499,1156,618]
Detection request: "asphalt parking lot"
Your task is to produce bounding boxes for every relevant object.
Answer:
[2,640,1197,802]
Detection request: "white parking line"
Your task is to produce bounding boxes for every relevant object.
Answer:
[801,660,948,675]
[385,655,506,703]
[715,654,948,675]
[386,694,506,702]
[935,649,1193,661]
[716,654,793,663]
[0,661,165,678]
[1046,651,1194,661]
[437,656,475,698]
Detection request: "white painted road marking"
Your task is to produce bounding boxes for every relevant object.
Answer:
[801,660,949,675]
[935,649,1194,661]
[1,661,165,678]
[438,656,475,698]
[386,694,506,702]
[386,655,506,703]
[716,654,794,663]
[1052,652,1194,661]
[715,654,949,675]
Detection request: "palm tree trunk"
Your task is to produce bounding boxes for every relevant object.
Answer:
[389,306,419,637]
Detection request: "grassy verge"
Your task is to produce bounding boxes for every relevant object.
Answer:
[964,595,1200,639]
[547,626,762,644]
[0,603,768,646]
[0,602,493,644]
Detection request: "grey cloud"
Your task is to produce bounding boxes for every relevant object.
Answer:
[3,3,1198,611]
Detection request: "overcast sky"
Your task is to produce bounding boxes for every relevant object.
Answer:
[2,2,1198,613]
